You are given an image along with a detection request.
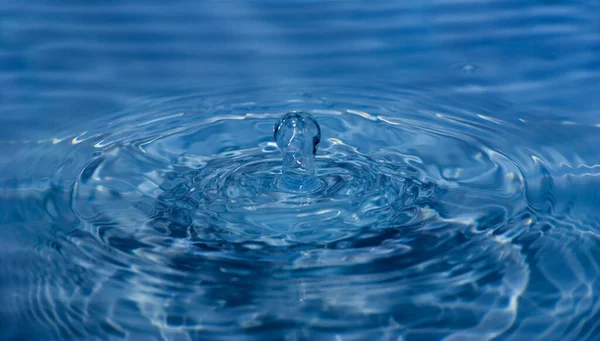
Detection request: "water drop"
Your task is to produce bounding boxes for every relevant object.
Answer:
[274,112,321,191]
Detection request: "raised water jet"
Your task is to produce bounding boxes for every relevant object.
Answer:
[274,112,321,192]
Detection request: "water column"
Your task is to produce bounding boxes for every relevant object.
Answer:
[274,112,321,191]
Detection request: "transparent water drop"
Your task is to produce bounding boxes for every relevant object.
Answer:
[274,112,321,191]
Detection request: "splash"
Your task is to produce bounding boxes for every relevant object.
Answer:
[274,112,321,192]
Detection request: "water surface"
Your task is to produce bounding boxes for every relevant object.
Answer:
[1,1,600,340]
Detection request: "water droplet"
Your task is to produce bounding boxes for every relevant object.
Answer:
[274,112,321,191]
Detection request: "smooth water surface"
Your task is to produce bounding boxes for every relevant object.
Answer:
[1,1,600,340]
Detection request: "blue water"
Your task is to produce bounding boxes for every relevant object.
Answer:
[2,1,600,340]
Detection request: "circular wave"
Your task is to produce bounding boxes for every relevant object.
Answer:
[2,86,600,340]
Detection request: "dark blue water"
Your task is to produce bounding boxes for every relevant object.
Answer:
[2,1,600,340]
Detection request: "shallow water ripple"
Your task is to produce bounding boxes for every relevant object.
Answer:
[1,87,599,340]
[2,0,600,339]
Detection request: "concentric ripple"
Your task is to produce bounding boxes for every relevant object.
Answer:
[2,86,600,341]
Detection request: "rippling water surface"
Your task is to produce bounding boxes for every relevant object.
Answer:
[2,1,600,340]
